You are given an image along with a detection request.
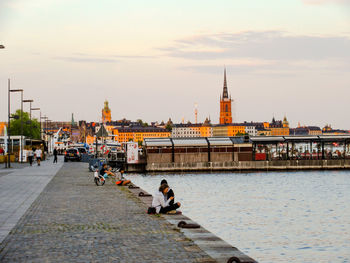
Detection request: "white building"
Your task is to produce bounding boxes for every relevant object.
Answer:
[171,124,202,138]
[244,125,257,136]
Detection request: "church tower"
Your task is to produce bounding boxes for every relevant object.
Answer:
[219,68,232,124]
[102,100,112,123]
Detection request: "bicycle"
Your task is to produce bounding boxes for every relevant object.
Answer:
[92,165,121,186]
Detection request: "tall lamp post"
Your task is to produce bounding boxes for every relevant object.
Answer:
[22,99,33,145]
[10,89,24,162]
[41,116,48,140]
[7,79,23,168]
[31,107,40,140]
[41,116,48,153]
[46,119,52,154]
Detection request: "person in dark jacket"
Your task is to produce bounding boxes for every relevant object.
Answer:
[160,179,174,206]
[53,148,58,163]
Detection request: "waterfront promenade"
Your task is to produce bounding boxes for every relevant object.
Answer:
[0,160,213,262]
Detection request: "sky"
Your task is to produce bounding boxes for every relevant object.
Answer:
[0,0,349,128]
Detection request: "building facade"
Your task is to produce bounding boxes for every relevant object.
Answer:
[113,126,170,144]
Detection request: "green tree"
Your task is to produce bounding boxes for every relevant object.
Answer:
[235,132,248,136]
[10,109,41,139]
[165,123,172,131]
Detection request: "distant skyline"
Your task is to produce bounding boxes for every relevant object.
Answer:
[1,0,349,129]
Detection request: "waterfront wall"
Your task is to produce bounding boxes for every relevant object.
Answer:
[145,159,350,172]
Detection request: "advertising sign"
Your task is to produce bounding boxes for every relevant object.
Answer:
[127,142,139,164]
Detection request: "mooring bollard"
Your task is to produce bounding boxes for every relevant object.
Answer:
[227,256,256,263]
[177,221,200,229]
[138,192,152,197]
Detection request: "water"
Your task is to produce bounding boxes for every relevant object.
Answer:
[125,171,350,263]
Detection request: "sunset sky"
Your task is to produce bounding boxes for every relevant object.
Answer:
[0,0,349,128]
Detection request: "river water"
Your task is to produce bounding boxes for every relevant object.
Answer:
[125,171,350,263]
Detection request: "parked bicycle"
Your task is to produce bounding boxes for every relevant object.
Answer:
[92,164,121,186]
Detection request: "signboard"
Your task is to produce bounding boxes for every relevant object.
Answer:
[127,142,139,164]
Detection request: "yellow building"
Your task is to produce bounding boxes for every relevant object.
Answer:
[113,127,170,144]
[0,122,7,136]
[269,117,289,136]
[257,128,272,136]
[270,127,289,136]
[200,125,213,137]
[212,124,246,137]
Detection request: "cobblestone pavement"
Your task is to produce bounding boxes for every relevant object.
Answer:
[0,157,64,242]
[0,162,214,263]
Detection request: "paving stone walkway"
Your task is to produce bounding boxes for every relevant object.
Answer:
[0,162,213,263]
[0,157,64,243]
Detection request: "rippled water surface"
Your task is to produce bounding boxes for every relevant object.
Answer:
[126,171,350,263]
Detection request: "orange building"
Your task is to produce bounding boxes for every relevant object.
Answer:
[102,100,111,123]
[212,124,245,137]
[219,68,233,124]
[113,127,170,144]
[269,117,289,136]
[0,122,7,136]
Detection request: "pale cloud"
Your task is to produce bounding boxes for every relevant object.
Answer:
[53,53,157,63]
[163,31,350,75]
[162,31,350,61]
[302,0,350,5]
[54,56,118,63]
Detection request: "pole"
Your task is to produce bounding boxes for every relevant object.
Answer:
[7,79,11,168]
[20,91,23,162]
[30,101,32,146]
[40,111,42,140]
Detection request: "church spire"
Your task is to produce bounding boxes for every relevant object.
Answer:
[222,67,228,99]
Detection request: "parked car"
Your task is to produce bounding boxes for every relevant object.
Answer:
[64,148,81,162]
[76,147,87,155]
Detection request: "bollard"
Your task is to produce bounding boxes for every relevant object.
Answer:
[177,221,200,229]
[227,257,241,263]
[227,256,256,263]
[138,192,152,197]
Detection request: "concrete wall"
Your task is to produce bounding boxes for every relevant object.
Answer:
[174,153,208,163]
[147,153,172,164]
[211,152,233,162]
[145,159,350,172]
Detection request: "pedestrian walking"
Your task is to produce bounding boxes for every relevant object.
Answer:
[34,148,42,166]
[28,148,34,166]
[53,148,58,163]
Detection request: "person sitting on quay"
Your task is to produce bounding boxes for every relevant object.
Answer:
[115,170,131,186]
[99,164,131,186]
[152,183,181,214]
[160,179,174,206]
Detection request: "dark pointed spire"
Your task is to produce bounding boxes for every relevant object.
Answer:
[222,67,228,99]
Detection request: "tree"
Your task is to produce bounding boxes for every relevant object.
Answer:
[10,109,41,139]
[165,123,172,131]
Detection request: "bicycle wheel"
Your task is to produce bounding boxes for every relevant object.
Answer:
[94,177,105,186]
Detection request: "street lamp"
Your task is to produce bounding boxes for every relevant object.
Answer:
[6,79,23,168]
[10,89,24,162]
[22,99,34,145]
[31,107,40,144]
